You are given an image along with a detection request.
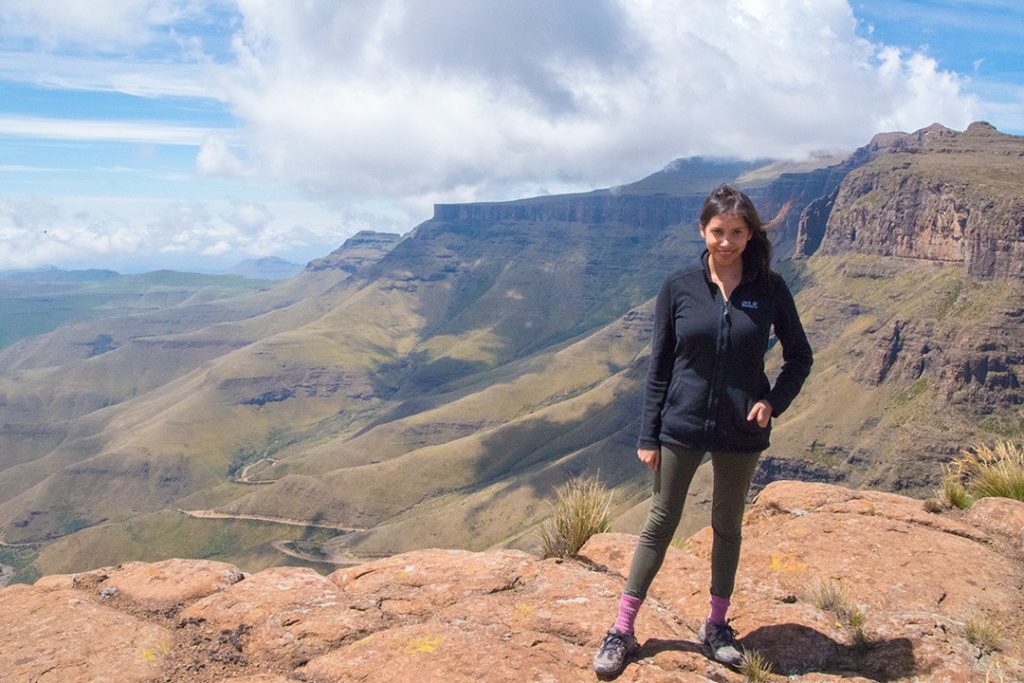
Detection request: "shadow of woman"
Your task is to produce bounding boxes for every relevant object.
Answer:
[741,622,917,681]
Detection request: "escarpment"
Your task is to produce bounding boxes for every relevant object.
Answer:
[811,122,1024,279]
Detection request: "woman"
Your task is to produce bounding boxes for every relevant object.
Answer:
[593,183,812,676]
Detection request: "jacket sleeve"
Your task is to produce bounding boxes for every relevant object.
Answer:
[637,276,676,449]
[764,275,812,416]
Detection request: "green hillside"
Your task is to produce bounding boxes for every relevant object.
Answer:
[2,123,1022,580]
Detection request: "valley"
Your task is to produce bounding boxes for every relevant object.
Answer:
[1,122,1022,581]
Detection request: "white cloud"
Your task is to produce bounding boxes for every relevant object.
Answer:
[197,134,248,176]
[0,0,195,50]
[0,115,235,146]
[0,0,1003,272]
[216,0,981,219]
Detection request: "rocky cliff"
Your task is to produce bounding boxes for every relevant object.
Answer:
[3,481,1022,682]
[304,230,402,273]
[814,122,1024,280]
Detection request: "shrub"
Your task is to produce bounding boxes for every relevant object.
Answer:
[942,439,1024,508]
[538,477,612,558]
[738,648,774,682]
[965,616,1001,654]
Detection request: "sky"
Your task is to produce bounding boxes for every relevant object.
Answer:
[0,0,1021,273]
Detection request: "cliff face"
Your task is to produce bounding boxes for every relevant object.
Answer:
[815,122,1024,280]
[304,230,402,273]
[3,481,1022,682]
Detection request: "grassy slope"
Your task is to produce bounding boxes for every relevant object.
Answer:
[768,253,1024,493]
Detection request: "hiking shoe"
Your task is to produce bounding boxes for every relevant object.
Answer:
[592,628,639,678]
[698,619,743,666]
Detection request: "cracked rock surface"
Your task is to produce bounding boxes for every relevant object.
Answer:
[2,481,1022,682]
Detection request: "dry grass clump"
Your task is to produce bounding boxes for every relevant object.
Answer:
[538,477,612,558]
[965,616,1001,654]
[738,648,774,682]
[941,439,1024,509]
[810,577,847,614]
[810,578,868,648]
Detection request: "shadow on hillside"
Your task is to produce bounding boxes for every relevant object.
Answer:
[742,623,917,680]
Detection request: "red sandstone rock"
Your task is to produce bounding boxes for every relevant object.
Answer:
[98,558,244,608]
[2,481,1022,682]
[582,481,1024,681]
[965,496,1024,550]
[0,584,173,682]
[180,565,384,668]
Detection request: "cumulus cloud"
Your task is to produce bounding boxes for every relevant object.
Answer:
[217,0,979,217]
[0,0,994,271]
[197,134,248,176]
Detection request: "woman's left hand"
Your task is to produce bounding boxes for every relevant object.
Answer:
[746,400,773,428]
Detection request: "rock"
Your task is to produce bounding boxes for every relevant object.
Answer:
[819,122,1024,280]
[965,496,1024,550]
[581,481,1024,681]
[2,481,1022,682]
[100,558,244,609]
[180,565,384,668]
[0,584,173,682]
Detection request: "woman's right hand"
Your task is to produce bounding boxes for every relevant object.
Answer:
[637,448,660,471]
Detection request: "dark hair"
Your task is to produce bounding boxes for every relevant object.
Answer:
[699,183,772,282]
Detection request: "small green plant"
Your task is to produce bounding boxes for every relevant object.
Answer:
[810,578,869,647]
[846,605,868,649]
[965,616,1001,654]
[942,439,1024,508]
[738,648,774,682]
[538,477,612,558]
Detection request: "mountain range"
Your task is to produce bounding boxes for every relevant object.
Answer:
[1,121,1022,582]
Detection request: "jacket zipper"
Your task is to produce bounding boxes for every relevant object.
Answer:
[703,291,732,451]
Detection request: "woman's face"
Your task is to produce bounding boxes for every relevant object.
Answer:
[701,213,750,269]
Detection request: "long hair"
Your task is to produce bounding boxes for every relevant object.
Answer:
[699,183,772,283]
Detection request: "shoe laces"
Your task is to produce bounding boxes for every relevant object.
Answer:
[599,630,631,657]
[706,619,739,646]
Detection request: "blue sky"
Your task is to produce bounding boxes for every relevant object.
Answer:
[0,0,1021,272]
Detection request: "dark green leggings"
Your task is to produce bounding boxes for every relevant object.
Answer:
[624,444,761,600]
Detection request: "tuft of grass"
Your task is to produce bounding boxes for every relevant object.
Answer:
[965,616,1001,654]
[845,605,868,650]
[942,439,1024,508]
[538,477,612,559]
[810,578,847,614]
[810,578,870,647]
[738,648,775,682]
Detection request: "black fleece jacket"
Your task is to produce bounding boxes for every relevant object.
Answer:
[637,252,812,453]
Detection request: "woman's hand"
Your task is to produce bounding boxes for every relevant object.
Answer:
[747,400,773,428]
[637,448,660,471]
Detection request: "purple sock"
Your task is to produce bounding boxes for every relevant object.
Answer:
[614,593,643,635]
[708,594,730,624]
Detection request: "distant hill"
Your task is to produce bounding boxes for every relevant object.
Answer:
[228,257,304,280]
[0,268,269,351]
[1,122,1022,582]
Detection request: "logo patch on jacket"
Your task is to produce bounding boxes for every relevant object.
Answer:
[740,300,759,310]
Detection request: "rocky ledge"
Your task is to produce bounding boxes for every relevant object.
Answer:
[2,481,1022,682]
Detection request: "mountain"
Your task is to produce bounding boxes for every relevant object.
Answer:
[228,256,304,280]
[3,481,1022,681]
[1,122,1022,582]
